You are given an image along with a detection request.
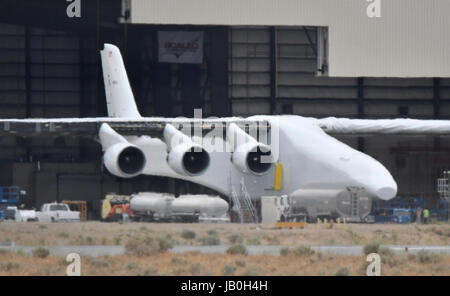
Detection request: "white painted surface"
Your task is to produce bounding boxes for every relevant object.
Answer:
[128,0,450,77]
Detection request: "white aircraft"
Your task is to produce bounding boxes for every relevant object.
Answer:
[3,44,450,220]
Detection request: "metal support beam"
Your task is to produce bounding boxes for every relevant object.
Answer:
[25,25,31,118]
[357,77,365,152]
[433,78,441,119]
[433,78,441,152]
[357,77,364,118]
[210,27,230,117]
[302,26,317,57]
[269,27,277,115]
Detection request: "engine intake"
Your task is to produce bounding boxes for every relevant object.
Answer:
[164,124,210,176]
[167,142,210,176]
[103,142,146,178]
[227,123,273,175]
[232,142,272,175]
[246,145,272,174]
[118,146,146,175]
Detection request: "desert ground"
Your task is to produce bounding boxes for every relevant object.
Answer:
[0,221,449,275]
[0,221,449,246]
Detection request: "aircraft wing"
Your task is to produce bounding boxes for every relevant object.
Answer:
[314,117,450,136]
[0,117,269,138]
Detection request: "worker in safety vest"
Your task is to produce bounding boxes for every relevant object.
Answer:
[423,208,429,224]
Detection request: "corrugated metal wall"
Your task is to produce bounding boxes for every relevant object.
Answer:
[0,23,100,162]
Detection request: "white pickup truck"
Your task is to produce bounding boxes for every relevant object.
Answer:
[36,202,80,222]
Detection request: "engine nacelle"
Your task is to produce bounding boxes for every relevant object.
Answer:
[164,124,210,176]
[227,123,273,175]
[103,142,146,178]
[167,142,210,176]
[232,142,272,175]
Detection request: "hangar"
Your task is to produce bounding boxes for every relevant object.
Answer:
[0,0,449,218]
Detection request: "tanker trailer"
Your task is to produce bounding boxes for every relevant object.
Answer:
[171,194,229,223]
[288,187,371,222]
[129,192,175,221]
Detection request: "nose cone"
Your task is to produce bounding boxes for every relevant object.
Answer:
[358,157,398,200]
[368,183,397,200]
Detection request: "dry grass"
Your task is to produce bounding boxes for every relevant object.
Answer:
[0,250,448,276]
[0,222,449,247]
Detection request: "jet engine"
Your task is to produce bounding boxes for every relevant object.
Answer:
[227,123,273,175]
[99,123,146,178]
[163,124,210,176]
[103,142,146,178]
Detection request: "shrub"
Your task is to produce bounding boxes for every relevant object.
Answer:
[417,250,441,264]
[126,262,137,270]
[126,238,157,256]
[198,235,220,246]
[246,237,261,245]
[138,267,159,276]
[280,248,290,256]
[228,234,243,244]
[190,263,202,275]
[378,246,394,257]
[172,268,186,275]
[241,265,261,276]
[235,258,246,267]
[89,259,109,268]
[363,241,381,255]
[265,236,280,245]
[335,267,350,276]
[125,236,172,256]
[181,229,196,240]
[226,244,247,255]
[57,232,69,239]
[158,237,173,252]
[293,245,315,256]
[171,257,187,265]
[222,264,236,275]
[207,229,218,236]
[32,247,50,259]
[0,249,11,256]
[0,261,20,272]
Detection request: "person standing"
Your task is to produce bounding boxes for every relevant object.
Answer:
[423,208,429,224]
[416,207,422,224]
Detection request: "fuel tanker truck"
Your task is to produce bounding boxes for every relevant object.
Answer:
[261,187,372,223]
[129,192,229,223]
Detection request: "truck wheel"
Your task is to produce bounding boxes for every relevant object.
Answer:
[51,217,55,222]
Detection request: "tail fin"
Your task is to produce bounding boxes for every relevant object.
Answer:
[100,44,141,118]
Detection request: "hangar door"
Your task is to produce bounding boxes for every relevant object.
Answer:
[57,175,102,202]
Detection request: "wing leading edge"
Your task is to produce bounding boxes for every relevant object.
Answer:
[315,117,450,136]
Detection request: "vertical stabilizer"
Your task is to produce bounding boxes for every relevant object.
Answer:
[100,44,141,118]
